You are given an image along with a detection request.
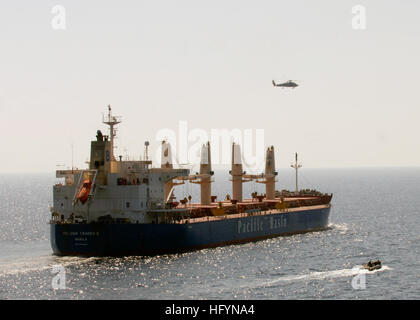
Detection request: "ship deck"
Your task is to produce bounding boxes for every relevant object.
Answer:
[175,197,323,210]
[174,203,330,224]
[146,194,333,223]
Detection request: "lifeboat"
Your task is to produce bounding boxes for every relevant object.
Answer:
[77,179,92,204]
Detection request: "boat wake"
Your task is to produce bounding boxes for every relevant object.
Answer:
[0,255,100,276]
[329,223,350,233]
[252,265,391,288]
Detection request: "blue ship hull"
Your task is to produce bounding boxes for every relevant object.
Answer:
[50,206,330,256]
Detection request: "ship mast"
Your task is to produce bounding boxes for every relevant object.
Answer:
[102,105,121,160]
[291,152,302,194]
[144,141,150,161]
[71,143,74,173]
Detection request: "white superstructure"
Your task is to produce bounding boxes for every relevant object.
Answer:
[53,106,189,224]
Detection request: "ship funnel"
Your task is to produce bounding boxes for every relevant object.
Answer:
[161,141,173,169]
[199,142,213,205]
[265,146,276,200]
[230,142,244,202]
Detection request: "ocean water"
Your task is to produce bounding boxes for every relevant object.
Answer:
[0,168,419,299]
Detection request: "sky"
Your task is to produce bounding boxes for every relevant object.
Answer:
[0,0,419,173]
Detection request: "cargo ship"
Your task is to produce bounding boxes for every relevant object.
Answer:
[50,106,332,256]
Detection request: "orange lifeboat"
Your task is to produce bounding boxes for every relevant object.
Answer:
[77,179,92,204]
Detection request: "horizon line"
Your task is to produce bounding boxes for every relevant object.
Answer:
[2,165,420,175]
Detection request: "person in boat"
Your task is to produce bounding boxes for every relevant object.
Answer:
[374,260,381,266]
[367,260,373,267]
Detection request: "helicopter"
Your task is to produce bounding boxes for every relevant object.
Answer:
[272,80,299,88]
